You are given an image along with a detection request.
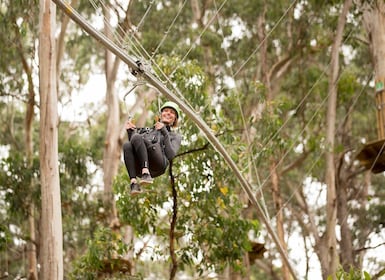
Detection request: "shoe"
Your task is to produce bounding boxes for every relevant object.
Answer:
[140,173,153,185]
[130,182,142,196]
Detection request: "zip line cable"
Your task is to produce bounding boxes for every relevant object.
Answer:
[88,0,171,107]
[102,0,371,252]
[91,0,194,110]
[134,0,155,35]
[87,0,138,60]
[51,1,298,277]
[59,0,373,276]
[211,0,369,236]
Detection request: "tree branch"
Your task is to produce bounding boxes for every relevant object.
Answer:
[169,160,178,279]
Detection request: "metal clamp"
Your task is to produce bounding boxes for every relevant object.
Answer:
[131,60,150,76]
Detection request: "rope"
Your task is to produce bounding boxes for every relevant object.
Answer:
[134,0,155,34]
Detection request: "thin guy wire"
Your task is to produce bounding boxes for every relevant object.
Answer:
[88,0,135,56]
[232,0,299,78]
[151,0,189,58]
[249,26,356,180]
[274,73,372,222]
[169,0,228,78]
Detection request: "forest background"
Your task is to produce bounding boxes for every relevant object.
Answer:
[1,0,385,279]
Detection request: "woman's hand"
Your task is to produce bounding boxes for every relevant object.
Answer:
[125,120,136,130]
[154,121,165,130]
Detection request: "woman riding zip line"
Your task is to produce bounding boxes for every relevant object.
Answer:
[122,101,182,195]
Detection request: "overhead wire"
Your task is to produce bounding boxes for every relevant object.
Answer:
[84,0,290,262]
[151,0,189,58]
[135,0,155,34]
[86,0,139,64]
[96,0,194,108]
[58,0,374,276]
[239,22,354,188]
[211,0,372,237]
[91,0,362,218]
[232,0,299,79]
[209,0,301,223]
[87,0,197,119]
[168,0,229,78]
[276,72,373,223]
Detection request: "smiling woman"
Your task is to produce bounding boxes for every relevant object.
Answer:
[122,101,182,196]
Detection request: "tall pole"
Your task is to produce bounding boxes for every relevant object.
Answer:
[51,0,297,277]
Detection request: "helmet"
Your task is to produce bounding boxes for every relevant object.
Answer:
[160,101,181,119]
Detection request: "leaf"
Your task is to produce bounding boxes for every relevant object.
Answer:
[219,186,229,196]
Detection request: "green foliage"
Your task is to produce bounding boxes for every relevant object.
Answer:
[0,224,11,251]
[329,266,373,280]
[0,0,38,99]
[0,152,40,219]
[69,227,130,279]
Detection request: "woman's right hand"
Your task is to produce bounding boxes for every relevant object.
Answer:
[125,120,136,130]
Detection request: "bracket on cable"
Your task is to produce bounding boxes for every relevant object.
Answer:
[131,59,150,76]
[126,59,148,100]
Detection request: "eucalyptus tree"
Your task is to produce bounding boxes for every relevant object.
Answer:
[0,0,113,278]
[39,0,64,278]
[0,0,40,278]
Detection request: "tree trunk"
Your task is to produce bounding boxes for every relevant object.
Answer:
[270,161,290,280]
[324,0,352,278]
[102,4,121,225]
[336,174,354,270]
[28,206,37,280]
[17,12,38,279]
[38,1,63,279]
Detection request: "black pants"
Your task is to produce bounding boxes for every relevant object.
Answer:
[123,134,167,179]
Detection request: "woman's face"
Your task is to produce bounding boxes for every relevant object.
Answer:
[160,107,177,125]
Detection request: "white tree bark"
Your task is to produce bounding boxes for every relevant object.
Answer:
[38,0,63,279]
[102,4,121,225]
[324,0,352,279]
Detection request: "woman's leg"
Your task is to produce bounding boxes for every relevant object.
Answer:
[148,143,168,177]
[123,141,140,180]
[130,134,151,174]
